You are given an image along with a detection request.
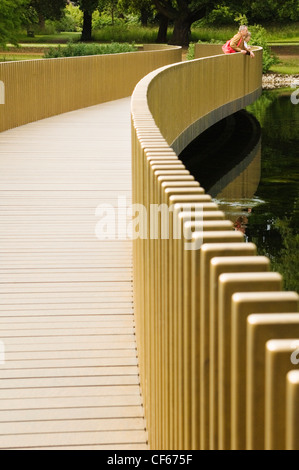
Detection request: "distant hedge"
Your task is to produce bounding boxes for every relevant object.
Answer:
[44,42,138,58]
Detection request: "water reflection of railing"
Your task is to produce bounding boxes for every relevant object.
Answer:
[209,138,261,199]
[131,47,299,450]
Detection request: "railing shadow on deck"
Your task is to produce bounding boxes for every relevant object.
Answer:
[131,47,299,450]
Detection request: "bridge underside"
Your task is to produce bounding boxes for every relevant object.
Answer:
[0,98,148,450]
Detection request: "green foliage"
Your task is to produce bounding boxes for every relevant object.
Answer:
[272,218,299,291]
[55,4,83,32]
[43,40,137,58]
[250,0,299,23]
[186,42,195,60]
[118,0,155,25]
[41,20,58,35]
[30,0,67,21]
[190,24,236,43]
[92,11,125,28]
[248,24,279,73]
[206,5,236,25]
[234,13,248,26]
[0,0,31,46]
[78,0,99,15]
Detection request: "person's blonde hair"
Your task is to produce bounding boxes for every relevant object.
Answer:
[239,25,248,32]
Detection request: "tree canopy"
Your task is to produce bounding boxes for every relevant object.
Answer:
[30,0,67,21]
[0,0,30,46]
[249,0,299,22]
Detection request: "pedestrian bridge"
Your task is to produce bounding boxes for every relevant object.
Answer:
[0,44,298,450]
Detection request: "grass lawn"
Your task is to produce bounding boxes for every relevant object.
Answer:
[269,57,299,74]
[269,44,299,74]
[0,53,44,62]
[17,32,81,44]
[269,39,299,44]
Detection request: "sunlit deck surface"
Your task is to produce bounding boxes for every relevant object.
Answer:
[0,98,148,450]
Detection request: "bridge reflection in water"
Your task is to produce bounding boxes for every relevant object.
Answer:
[180,109,262,241]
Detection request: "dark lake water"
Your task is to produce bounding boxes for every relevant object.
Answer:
[179,88,299,291]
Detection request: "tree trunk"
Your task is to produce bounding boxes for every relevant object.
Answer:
[81,11,92,42]
[156,14,169,44]
[38,14,45,32]
[140,7,149,27]
[169,16,191,46]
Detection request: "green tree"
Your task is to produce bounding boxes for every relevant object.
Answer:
[119,0,154,26]
[119,0,168,42]
[249,0,299,22]
[25,0,67,33]
[153,0,214,46]
[0,0,30,46]
[98,0,119,25]
[215,0,299,23]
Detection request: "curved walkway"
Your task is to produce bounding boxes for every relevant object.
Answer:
[0,98,148,450]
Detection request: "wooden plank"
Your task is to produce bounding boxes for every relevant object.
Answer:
[0,366,139,379]
[0,385,141,399]
[0,310,134,317]
[0,283,133,293]
[36,444,148,450]
[0,315,134,323]
[0,293,133,301]
[1,342,137,353]
[0,319,134,327]
[0,305,134,312]
[0,376,140,389]
[4,350,137,360]
[0,274,133,283]
[0,327,135,337]
[0,395,142,410]
[0,357,138,369]
[0,431,148,449]
[0,417,146,434]
[0,334,136,345]
[0,406,145,422]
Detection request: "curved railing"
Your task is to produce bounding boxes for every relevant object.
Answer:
[131,47,299,450]
[0,45,181,132]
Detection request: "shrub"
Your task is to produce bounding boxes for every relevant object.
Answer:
[186,43,195,60]
[248,24,279,73]
[44,41,137,59]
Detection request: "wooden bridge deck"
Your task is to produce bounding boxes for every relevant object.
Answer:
[0,98,148,450]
